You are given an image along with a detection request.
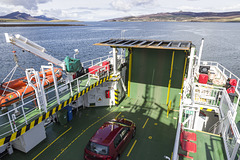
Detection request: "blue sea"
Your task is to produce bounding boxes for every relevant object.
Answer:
[0,22,240,80]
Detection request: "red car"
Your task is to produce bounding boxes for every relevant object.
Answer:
[84,118,136,160]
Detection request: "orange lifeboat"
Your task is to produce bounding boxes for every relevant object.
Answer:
[0,68,62,107]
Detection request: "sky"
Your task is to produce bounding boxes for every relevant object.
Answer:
[0,0,240,21]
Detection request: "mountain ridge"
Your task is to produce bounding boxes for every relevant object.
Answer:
[0,11,58,21]
[105,11,240,22]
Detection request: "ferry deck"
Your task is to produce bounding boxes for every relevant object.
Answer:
[0,35,240,160]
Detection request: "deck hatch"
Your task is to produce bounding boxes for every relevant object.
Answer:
[95,39,192,50]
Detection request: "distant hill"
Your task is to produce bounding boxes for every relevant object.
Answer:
[0,11,58,21]
[105,11,240,22]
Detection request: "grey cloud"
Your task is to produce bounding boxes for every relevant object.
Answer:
[1,0,52,10]
[133,0,153,6]
[69,6,111,11]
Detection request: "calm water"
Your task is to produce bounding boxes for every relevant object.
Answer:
[0,22,239,81]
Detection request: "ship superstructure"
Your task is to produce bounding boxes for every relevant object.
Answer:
[0,34,239,160]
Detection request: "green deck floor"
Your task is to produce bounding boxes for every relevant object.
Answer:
[2,96,179,160]
[2,97,227,160]
[179,131,226,160]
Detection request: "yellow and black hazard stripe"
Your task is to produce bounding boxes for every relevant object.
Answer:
[0,75,114,147]
[107,78,120,82]
[200,107,214,112]
[0,104,59,146]
[115,90,119,106]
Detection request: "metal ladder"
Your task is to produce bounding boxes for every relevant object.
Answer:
[208,117,226,134]
[25,68,48,112]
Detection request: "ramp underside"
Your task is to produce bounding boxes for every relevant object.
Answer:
[129,48,185,109]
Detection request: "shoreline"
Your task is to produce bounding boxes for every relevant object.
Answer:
[0,24,86,27]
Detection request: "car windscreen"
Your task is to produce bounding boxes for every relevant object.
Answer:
[86,141,109,155]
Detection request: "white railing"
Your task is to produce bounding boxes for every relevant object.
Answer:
[0,54,123,138]
[172,104,184,160]
[220,90,237,118]
[0,95,42,138]
[222,111,240,160]
[82,55,112,68]
[200,61,240,94]
[173,60,240,160]
[198,61,240,118]
[194,83,224,107]
[208,117,226,134]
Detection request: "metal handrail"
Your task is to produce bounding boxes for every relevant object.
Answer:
[82,55,112,67]
[200,61,240,89]
[172,104,183,160]
[0,55,121,139]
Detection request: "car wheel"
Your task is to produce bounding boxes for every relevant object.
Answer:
[116,155,120,160]
[132,128,136,138]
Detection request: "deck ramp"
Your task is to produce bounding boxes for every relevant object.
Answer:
[129,48,186,109]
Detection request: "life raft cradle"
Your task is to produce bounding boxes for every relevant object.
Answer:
[1,34,65,109]
[0,67,62,108]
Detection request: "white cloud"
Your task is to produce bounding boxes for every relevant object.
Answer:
[1,0,240,21]
[110,0,132,11]
[223,4,240,11]
[110,0,156,12]
[0,0,52,10]
[177,6,208,12]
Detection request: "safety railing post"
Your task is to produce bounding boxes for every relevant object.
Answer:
[77,79,80,93]
[192,85,195,105]
[231,143,240,160]
[7,112,15,133]
[11,114,18,132]
[20,105,28,124]
[50,64,60,105]
[172,104,183,160]
[35,71,48,112]
[237,79,239,90]
[69,82,73,97]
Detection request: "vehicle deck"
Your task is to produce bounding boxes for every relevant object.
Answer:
[2,96,179,160]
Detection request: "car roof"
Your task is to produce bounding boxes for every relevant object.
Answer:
[90,121,124,145]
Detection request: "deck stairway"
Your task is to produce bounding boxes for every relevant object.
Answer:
[208,117,226,134]
[172,59,240,160]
